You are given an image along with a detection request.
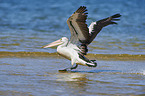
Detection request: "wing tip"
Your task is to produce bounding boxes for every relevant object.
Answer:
[111,13,121,24]
[112,13,121,18]
[80,6,87,9]
[75,6,87,13]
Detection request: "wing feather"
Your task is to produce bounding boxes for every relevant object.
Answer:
[88,14,121,44]
[67,6,121,55]
[67,6,90,44]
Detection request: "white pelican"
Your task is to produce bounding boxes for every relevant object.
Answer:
[42,6,121,71]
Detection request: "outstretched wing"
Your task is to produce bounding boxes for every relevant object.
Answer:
[67,6,90,45]
[67,6,121,55]
[67,6,90,55]
[88,14,121,44]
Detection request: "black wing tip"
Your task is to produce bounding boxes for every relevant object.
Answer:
[78,6,87,10]
[75,6,87,13]
[111,22,118,25]
[112,13,121,18]
[80,6,87,8]
[111,13,121,24]
[96,13,121,26]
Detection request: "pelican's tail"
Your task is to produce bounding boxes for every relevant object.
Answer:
[86,61,97,67]
[78,53,97,67]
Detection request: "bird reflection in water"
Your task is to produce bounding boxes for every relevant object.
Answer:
[56,72,89,92]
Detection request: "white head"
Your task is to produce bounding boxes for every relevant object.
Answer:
[42,37,68,48]
[60,37,68,42]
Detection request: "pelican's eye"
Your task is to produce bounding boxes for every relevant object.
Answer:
[60,38,62,41]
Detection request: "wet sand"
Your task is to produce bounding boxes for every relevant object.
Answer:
[0,51,145,61]
[0,53,145,96]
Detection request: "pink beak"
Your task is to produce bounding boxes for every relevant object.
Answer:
[42,39,63,48]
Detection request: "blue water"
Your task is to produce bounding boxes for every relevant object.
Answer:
[0,0,145,54]
[0,1,145,96]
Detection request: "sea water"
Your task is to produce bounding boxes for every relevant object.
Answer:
[0,0,145,96]
[0,0,145,54]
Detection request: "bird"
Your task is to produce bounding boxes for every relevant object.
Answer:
[42,6,121,71]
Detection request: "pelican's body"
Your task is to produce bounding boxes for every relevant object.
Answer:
[42,6,121,71]
[57,37,95,67]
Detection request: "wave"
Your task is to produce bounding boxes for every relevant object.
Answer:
[0,51,145,61]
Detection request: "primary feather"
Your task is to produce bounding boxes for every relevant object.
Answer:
[67,6,121,55]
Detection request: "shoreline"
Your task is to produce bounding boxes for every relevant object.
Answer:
[0,51,145,61]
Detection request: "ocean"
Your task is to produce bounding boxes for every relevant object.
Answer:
[0,0,145,96]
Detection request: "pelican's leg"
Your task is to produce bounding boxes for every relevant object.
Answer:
[71,64,78,70]
[59,64,78,72]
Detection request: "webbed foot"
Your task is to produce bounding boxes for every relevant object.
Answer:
[59,64,78,72]
[59,69,68,72]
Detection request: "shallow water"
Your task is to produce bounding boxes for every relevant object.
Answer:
[0,57,145,96]
[0,0,145,96]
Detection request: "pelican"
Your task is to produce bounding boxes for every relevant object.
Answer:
[42,6,121,71]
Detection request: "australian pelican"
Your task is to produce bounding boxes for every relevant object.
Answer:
[42,6,121,71]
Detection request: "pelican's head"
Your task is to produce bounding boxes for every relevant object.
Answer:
[42,37,68,48]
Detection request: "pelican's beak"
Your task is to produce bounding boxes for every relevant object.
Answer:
[42,39,63,48]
